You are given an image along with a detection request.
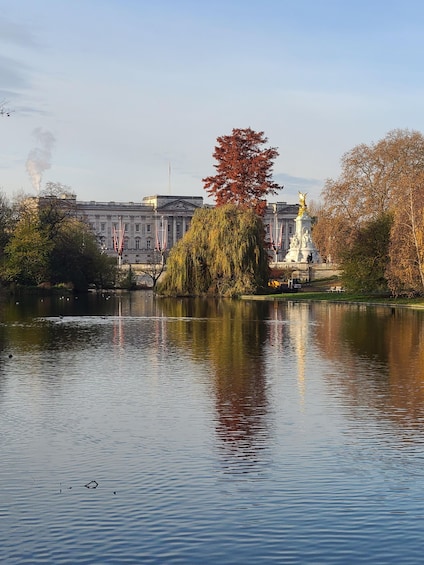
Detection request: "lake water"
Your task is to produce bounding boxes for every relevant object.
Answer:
[1,291,424,564]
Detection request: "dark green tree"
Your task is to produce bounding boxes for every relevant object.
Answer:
[117,264,137,290]
[158,204,269,297]
[340,213,393,293]
[0,192,13,268]
[49,218,116,290]
[4,185,116,290]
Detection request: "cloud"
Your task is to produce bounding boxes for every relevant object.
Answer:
[0,17,39,48]
[0,17,41,107]
[273,172,325,204]
[0,55,31,92]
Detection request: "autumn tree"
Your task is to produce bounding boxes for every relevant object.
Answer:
[312,129,424,294]
[311,190,357,263]
[202,128,281,216]
[157,204,269,297]
[314,129,424,262]
[386,173,424,296]
[4,206,53,285]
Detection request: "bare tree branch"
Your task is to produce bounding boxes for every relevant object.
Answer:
[0,100,12,117]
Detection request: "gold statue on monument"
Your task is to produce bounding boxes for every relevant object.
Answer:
[298,192,307,216]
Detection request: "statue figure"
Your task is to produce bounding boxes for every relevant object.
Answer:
[302,229,310,247]
[291,234,300,248]
[298,192,307,215]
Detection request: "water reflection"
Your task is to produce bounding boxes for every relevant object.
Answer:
[3,293,424,445]
[3,294,424,440]
[313,303,424,431]
[158,298,270,472]
[3,293,424,562]
[0,294,273,472]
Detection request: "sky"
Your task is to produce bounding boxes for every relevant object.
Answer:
[1,0,424,206]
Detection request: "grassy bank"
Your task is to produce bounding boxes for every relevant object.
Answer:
[243,278,424,309]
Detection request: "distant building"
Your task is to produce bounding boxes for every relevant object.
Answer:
[76,195,204,264]
[26,192,299,264]
[75,195,299,264]
[263,201,300,262]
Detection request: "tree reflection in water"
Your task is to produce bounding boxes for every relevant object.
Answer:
[158,297,271,473]
[313,303,424,432]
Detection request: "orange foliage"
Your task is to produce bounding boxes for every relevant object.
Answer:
[202,128,282,216]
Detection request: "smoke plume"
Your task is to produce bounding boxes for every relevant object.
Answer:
[26,128,56,193]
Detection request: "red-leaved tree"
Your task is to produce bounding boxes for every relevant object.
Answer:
[202,128,281,216]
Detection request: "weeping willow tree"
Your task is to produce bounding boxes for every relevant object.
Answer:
[157,204,269,297]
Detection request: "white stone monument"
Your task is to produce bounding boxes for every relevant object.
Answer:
[284,192,321,263]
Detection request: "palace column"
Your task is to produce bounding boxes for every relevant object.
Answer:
[172,216,177,245]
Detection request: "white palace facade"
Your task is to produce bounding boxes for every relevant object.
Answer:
[74,194,300,264]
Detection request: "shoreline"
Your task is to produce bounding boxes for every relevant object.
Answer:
[241,292,424,310]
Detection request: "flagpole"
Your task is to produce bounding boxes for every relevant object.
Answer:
[168,162,171,194]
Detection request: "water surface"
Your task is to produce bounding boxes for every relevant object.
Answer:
[1,292,424,563]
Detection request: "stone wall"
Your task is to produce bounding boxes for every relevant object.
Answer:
[274,262,342,281]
